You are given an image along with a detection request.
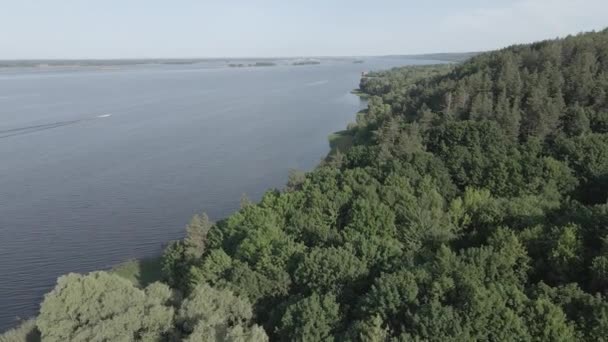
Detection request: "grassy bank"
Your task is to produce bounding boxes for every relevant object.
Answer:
[110,257,163,288]
[328,130,354,156]
[350,88,370,99]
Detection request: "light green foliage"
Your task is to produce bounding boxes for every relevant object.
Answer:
[177,284,267,342]
[549,224,584,281]
[37,272,174,342]
[398,177,455,249]
[525,298,576,341]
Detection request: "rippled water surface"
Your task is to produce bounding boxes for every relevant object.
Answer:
[0,58,435,330]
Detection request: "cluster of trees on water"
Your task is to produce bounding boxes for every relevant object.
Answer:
[4,28,608,341]
[228,62,277,68]
[292,60,321,66]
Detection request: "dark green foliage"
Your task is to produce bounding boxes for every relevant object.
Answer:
[161,213,214,292]
[161,240,190,290]
[360,270,419,319]
[343,315,388,342]
[426,120,523,195]
[553,134,608,203]
[277,294,340,342]
[168,29,608,341]
[294,246,368,295]
[562,104,591,136]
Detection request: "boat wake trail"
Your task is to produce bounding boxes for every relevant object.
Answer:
[0,120,83,139]
[0,114,112,139]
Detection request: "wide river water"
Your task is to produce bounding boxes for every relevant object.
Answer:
[0,57,437,330]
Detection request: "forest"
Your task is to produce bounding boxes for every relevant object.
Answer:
[3,28,608,341]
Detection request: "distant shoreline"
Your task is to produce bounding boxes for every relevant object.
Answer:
[0,52,477,69]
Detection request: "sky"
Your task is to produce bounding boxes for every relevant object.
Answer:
[1,0,607,59]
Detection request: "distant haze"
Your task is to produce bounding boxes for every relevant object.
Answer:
[1,0,608,59]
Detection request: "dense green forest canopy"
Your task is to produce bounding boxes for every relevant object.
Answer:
[4,28,608,341]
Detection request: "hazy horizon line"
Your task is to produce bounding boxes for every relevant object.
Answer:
[0,51,480,62]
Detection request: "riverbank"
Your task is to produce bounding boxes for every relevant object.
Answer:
[111,127,357,287]
[110,257,163,287]
[350,88,370,99]
[327,130,354,157]
[0,56,426,333]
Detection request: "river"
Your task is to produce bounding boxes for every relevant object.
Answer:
[0,57,438,330]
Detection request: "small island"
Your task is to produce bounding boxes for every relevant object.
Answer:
[228,61,277,68]
[251,61,276,67]
[292,59,321,66]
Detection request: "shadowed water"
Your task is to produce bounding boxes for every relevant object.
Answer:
[0,58,436,330]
